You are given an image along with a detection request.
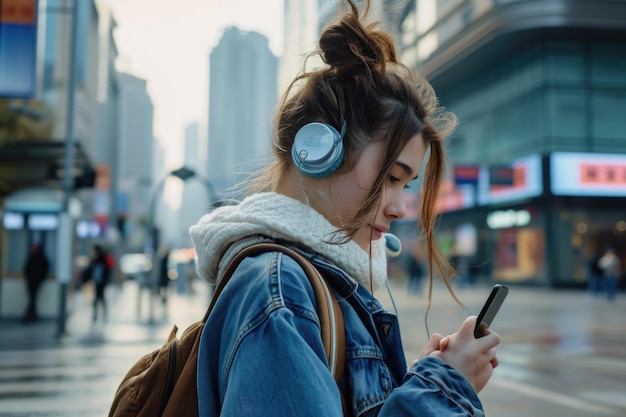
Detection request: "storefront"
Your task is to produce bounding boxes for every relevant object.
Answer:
[546,152,626,287]
[0,187,90,318]
[0,140,96,318]
[417,152,626,288]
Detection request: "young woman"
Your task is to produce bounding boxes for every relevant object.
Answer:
[190,1,500,415]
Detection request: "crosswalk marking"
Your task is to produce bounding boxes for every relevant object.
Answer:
[492,378,624,416]
[0,281,212,417]
[0,345,144,416]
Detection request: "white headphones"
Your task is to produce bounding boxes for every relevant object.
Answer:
[291,120,346,178]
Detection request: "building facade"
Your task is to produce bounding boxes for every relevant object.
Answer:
[116,72,155,251]
[1,0,99,317]
[207,27,278,195]
[398,0,626,287]
[0,0,154,318]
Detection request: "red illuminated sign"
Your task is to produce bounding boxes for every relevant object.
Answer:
[490,166,527,192]
[0,0,36,24]
[454,165,480,186]
[551,152,626,196]
[580,164,626,185]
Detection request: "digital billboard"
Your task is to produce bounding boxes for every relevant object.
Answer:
[551,152,626,196]
[478,154,543,205]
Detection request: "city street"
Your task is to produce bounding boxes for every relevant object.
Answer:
[380,282,626,416]
[0,277,625,416]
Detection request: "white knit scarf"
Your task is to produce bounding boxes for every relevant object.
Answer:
[188,192,388,291]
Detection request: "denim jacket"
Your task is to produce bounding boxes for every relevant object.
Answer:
[197,244,484,417]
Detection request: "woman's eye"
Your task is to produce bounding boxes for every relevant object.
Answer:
[390,175,411,190]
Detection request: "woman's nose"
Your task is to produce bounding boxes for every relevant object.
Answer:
[385,190,407,220]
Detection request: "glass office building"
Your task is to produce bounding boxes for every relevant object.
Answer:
[399,0,626,287]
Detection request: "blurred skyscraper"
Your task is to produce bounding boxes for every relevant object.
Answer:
[183,123,200,176]
[207,27,278,196]
[398,0,626,287]
[280,1,319,92]
[116,72,155,250]
[93,1,121,249]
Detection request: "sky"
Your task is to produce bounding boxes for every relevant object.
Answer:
[108,0,284,170]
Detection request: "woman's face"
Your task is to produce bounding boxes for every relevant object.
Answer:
[318,133,427,251]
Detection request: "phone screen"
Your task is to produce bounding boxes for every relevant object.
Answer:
[474,284,509,338]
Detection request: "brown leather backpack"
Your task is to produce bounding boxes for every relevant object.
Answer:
[108,243,346,417]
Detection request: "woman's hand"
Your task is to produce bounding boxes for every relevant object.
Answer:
[429,316,501,393]
[408,332,454,368]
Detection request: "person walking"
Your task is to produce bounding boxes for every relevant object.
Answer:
[85,245,111,322]
[22,243,49,322]
[447,245,469,288]
[599,246,620,302]
[407,244,425,294]
[156,245,170,304]
[189,2,501,416]
[587,251,604,297]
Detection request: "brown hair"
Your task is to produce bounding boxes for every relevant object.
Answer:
[248,0,459,301]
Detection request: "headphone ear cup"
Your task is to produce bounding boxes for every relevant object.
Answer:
[291,122,344,178]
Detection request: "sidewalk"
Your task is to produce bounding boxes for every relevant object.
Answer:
[0,279,214,352]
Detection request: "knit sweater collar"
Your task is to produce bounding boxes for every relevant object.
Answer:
[189,192,387,291]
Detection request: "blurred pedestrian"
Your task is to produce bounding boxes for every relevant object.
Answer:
[157,245,170,304]
[84,245,111,322]
[186,258,198,295]
[599,246,620,302]
[407,244,425,294]
[22,243,49,322]
[587,252,604,297]
[448,245,472,288]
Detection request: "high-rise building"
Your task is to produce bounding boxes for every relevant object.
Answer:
[183,122,200,173]
[280,1,319,92]
[207,27,278,196]
[94,0,120,242]
[399,0,626,287]
[116,72,155,250]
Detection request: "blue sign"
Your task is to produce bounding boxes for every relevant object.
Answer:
[0,0,38,98]
[453,165,479,186]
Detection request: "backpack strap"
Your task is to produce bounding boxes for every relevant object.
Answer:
[202,242,346,392]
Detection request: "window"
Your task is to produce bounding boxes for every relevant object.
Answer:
[548,89,585,141]
[592,91,626,143]
[591,44,626,88]
[545,42,584,84]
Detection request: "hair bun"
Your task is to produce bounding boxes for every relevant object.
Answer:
[319,6,396,76]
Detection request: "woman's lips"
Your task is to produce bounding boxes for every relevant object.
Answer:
[372,227,386,240]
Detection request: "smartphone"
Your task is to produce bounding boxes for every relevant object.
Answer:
[474,284,509,338]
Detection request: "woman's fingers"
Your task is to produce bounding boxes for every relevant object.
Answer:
[428,317,502,393]
[418,333,445,359]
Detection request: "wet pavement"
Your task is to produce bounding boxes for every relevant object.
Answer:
[0,278,625,416]
[382,283,626,416]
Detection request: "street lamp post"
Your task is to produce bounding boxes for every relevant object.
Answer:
[56,0,79,338]
[145,166,216,323]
